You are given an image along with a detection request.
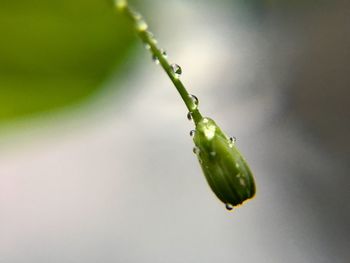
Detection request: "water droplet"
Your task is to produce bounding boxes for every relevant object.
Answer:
[229,136,236,147]
[115,0,127,10]
[190,130,196,137]
[187,112,192,121]
[170,64,182,78]
[190,94,199,105]
[152,54,159,64]
[160,49,167,58]
[225,203,233,211]
[146,31,158,44]
[189,94,199,110]
[136,19,148,31]
[193,147,200,155]
[130,10,142,20]
[230,137,237,143]
[146,31,154,38]
[210,151,216,157]
[239,178,246,186]
[144,43,151,50]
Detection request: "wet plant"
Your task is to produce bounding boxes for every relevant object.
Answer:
[115,0,256,211]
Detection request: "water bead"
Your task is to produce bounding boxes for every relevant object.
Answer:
[160,49,167,58]
[229,136,237,147]
[130,10,142,20]
[146,31,158,44]
[152,54,159,64]
[136,18,148,31]
[225,203,233,211]
[189,94,199,111]
[190,94,199,106]
[193,147,200,155]
[170,63,182,78]
[115,0,127,10]
[187,112,192,121]
[230,136,237,142]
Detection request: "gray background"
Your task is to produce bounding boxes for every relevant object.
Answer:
[0,0,349,262]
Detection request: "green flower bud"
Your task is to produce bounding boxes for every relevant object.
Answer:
[193,117,256,210]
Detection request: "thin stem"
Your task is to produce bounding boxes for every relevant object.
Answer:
[115,1,203,125]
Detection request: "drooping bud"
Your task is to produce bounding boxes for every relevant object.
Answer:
[193,117,256,209]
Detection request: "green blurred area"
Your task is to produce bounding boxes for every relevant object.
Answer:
[0,0,135,123]
[0,0,317,125]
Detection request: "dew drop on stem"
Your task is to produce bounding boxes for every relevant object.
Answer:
[136,19,148,31]
[190,94,199,106]
[189,94,199,110]
[146,31,157,44]
[170,63,182,78]
[115,0,127,10]
[152,54,159,64]
[187,112,192,121]
[160,49,167,58]
[190,130,196,137]
[130,10,142,20]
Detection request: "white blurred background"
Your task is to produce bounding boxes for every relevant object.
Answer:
[0,0,349,262]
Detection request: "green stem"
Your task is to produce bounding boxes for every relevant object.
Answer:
[116,1,203,125]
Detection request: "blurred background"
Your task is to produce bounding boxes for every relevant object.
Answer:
[0,0,349,262]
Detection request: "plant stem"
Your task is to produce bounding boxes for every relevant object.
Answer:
[116,1,203,125]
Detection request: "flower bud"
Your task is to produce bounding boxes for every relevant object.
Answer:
[193,117,256,209]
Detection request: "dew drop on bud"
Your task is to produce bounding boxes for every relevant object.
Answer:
[190,130,196,137]
[170,63,182,78]
[225,203,233,211]
[187,112,192,121]
[229,136,236,147]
